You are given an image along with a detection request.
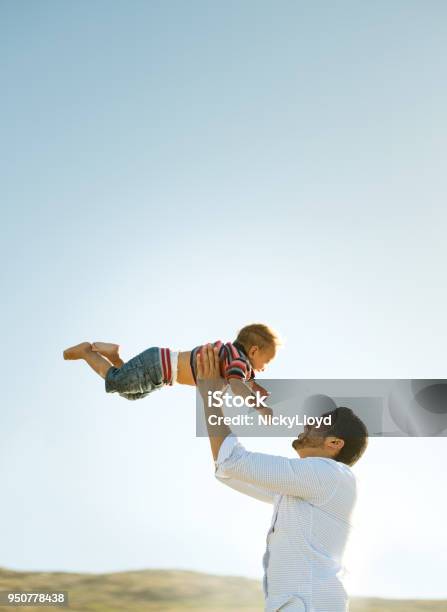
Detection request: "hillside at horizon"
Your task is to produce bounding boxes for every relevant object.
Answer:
[0,567,446,611]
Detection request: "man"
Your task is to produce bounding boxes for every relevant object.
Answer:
[197,345,368,612]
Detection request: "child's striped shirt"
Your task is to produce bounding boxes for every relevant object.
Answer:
[189,341,254,385]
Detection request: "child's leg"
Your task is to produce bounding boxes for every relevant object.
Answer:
[63,342,112,379]
[65,343,166,400]
[91,342,124,368]
[105,346,165,397]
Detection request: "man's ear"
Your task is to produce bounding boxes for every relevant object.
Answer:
[326,437,345,451]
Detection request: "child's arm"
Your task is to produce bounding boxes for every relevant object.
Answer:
[227,378,272,416]
[223,351,272,415]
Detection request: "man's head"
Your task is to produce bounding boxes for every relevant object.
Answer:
[292,406,368,466]
[235,323,281,372]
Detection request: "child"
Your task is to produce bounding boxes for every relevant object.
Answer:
[63,323,280,413]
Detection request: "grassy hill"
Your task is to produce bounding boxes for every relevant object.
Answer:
[0,567,445,612]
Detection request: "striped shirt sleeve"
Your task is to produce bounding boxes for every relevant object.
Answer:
[215,435,276,504]
[215,434,340,504]
[221,343,251,381]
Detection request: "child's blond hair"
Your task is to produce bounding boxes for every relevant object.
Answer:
[235,323,281,353]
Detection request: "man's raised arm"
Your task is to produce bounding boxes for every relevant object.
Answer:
[197,345,341,504]
[196,344,231,461]
[197,344,276,504]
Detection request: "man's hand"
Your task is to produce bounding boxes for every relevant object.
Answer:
[196,343,227,401]
[196,343,221,380]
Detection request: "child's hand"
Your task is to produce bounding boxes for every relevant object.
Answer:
[250,381,270,398]
[248,382,273,419]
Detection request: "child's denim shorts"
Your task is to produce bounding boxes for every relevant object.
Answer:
[105,346,165,401]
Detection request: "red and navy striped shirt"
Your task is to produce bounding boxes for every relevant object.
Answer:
[190,341,255,385]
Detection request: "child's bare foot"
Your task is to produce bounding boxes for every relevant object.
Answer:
[92,342,120,360]
[63,342,92,360]
[92,342,123,368]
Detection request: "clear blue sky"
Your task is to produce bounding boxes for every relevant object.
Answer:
[1,0,447,599]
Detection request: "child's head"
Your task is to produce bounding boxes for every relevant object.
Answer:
[235,323,281,372]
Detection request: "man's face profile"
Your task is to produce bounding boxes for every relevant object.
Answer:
[292,425,325,453]
[292,424,344,459]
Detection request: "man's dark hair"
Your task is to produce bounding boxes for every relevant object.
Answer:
[323,406,368,466]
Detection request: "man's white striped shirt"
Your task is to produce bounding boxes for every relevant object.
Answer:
[215,434,357,612]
